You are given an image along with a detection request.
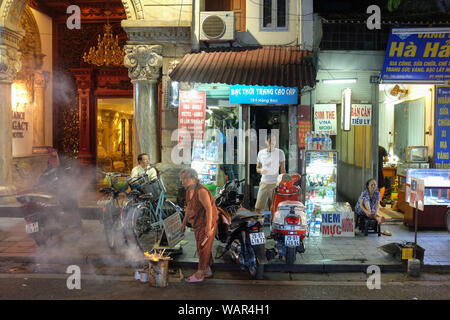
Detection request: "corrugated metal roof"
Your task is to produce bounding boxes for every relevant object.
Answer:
[169,46,316,89]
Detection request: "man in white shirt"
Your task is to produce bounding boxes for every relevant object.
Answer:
[131,153,157,181]
[255,135,286,213]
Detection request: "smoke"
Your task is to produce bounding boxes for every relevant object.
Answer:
[52,71,77,107]
[28,161,148,286]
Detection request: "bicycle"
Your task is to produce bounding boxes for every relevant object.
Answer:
[99,171,141,252]
[124,169,184,253]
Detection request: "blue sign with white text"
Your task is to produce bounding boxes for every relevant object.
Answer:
[381,28,450,81]
[435,86,450,169]
[229,84,298,105]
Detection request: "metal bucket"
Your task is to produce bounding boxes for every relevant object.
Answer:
[407,258,421,277]
[148,258,170,287]
[140,271,149,283]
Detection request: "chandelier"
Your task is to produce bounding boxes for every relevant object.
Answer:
[83,21,125,67]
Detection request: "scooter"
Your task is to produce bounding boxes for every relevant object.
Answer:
[16,163,82,246]
[216,179,267,280]
[270,174,308,264]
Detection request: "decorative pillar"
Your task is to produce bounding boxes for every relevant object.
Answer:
[0,26,24,191]
[32,70,49,152]
[124,44,163,165]
[72,68,94,166]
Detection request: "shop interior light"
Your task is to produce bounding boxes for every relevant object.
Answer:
[323,78,357,84]
[341,88,352,132]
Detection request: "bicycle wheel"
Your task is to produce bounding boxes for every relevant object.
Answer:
[102,198,116,250]
[130,204,162,253]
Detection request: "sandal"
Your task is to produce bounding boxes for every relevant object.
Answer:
[381,230,392,236]
[205,269,213,278]
[185,274,204,283]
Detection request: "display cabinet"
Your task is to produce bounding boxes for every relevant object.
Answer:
[403,169,450,228]
[303,150,338,205]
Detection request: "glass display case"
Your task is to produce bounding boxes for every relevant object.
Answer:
[402,168,450,227]
[406,169,450,205]
[191,139,220,195]
[303,150,338,205]
[397,161,429,176]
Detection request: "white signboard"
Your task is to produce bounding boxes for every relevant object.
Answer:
[321,209,355,238]
[12,106,33,157]
[314,104,337,135]
[351,104,372,126]
[409,178,425,211]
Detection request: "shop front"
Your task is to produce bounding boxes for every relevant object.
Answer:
[379,27,450,228]
[169,46,317,208]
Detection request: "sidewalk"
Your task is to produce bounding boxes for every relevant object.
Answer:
[1,217,449,273]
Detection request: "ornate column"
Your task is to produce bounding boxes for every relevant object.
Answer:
[32,70,49,152]
[124,44,163,164]
[0,26,24,191]
[72,68,94,166]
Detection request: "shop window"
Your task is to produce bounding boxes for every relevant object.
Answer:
[262,0,288,30]
[394,98,425,162]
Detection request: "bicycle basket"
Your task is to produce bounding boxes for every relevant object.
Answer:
[105,173,129,193]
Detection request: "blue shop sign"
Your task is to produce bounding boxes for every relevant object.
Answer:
[229,84,298,105]
[435,86,450,169]
[381,28,450,81]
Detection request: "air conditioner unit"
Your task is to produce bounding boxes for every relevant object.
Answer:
[200,11,235,41]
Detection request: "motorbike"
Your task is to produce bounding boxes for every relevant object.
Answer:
[270,174,308,264]
[16,162,82,246]
[215,179,267,280]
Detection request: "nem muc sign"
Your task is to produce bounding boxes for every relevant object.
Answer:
[381,28,450,81]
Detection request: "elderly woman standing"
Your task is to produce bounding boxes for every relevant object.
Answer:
[180,168,218,282]
[355,178,386,225]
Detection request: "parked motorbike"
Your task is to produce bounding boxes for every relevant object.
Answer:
[16,162,82,246]
[270,174,308,264]
[215,179,267,280]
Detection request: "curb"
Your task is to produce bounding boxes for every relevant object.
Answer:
[3,254,449,273]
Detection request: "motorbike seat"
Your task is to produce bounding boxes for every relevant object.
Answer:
[236,209,264,220]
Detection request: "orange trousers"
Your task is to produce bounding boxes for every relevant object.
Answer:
[194,224,217,272]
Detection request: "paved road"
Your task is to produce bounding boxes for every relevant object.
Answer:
[1,261,449,301]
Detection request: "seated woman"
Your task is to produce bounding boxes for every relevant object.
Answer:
[355,178,386,225]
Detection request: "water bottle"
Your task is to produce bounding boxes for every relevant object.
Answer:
[312,132,317,150]
[327,134,332,150]
[306,131,311,150]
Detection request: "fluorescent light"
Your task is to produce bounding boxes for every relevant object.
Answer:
[341,88,352,131]
[323,78,357,84]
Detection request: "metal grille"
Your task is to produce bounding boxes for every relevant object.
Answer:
[202,15,225,38]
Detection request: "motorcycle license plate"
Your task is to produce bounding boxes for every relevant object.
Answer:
[249,232,266,245]
[285,235,300,247]
[25,222,39,234]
